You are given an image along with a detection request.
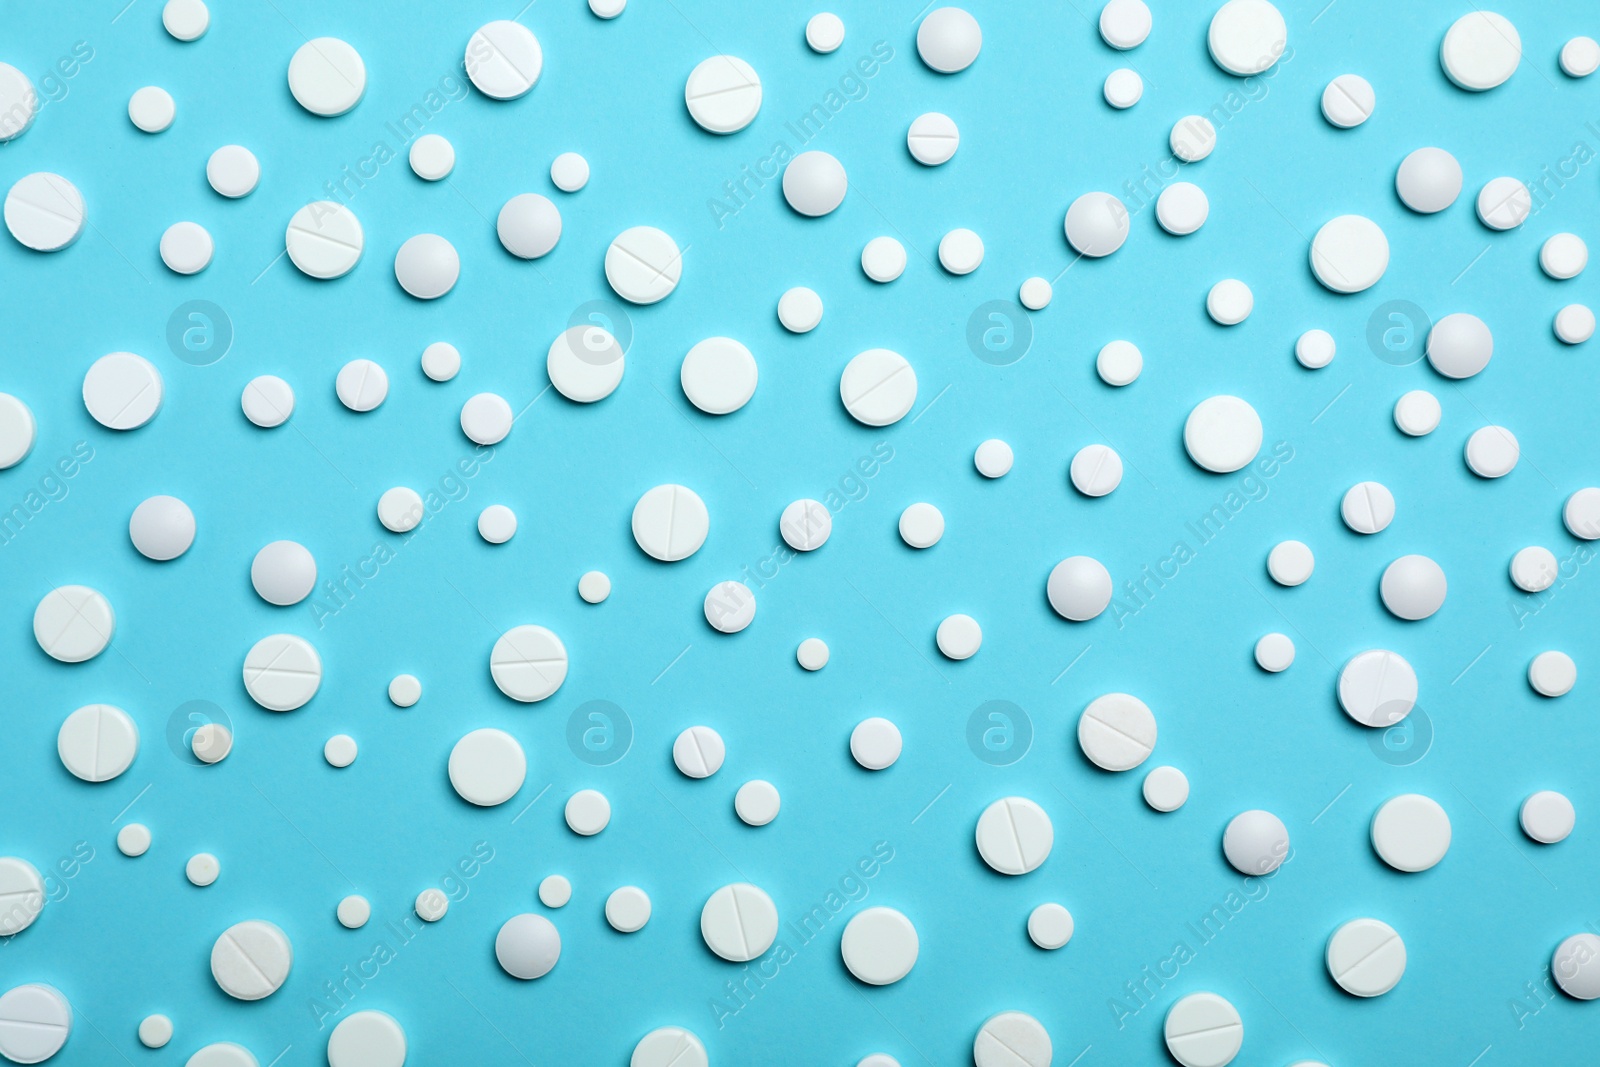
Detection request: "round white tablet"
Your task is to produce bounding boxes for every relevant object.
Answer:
[936,615,981,660]
[939,228,984,274]
[243,634,322,711]
[1156,183,1208,235]
[138,1014,172,1048]
[1047,556,1112,620]
[465,21,542,100]
[917,7,982,73]
[1097,340,1143,385]
[1393,390,1441,436]
[632,484,709,561]
[807,13,845,53]
[497,193,561,259]
[377,487,422,534]
[117,824,151,857]
[1185,395,1262,472]
[1310,215,1388,294]
[782,151,847,217]
[389,674,421,707]
[850,717,902,770]
[0,393,33,469]
[415,889,448,922]
[409,133,454,180]
[1396,147,1463,213]
[780,498,831,552]
[478,504,517,544]
[975,439,1014,478]
[705,581,756,634]
[337,895,370,929]
[605,226,682,304]
[735,780,781,825]
[1065,191,1130,257]
[58,704,139,782]
[1078,692,1156,771]
[1327,918,1405,997]
[632,1028,707,1067]
[673,725,725,779]
[907,112,958,166]
[898,502,944,549]
[448,728,526,806]
[1510,547,1558,592]
[778,286,823,332]
[1380,555,1447,621]
[328,1011,406,1067]
[395,233,459,299]
[83,352,162,430]
[1566,488,1600,539]
[286,201,363,280]
[1206,279,1253,325]
[1164,992,1242,1067]
[1294,329,1336,370]
[841,907,918,985]
[1070,443,1123,497]
[129,86,175,133]
[1171,116,1217,163]
[548,324,623,402]
[1442,11,1520,91]
[578,572,611,605]
[5,173,84,252]
[681,337,757,414]
[1541,233,1587,280]
[796,638,830,672]
[701,883,778,962]
[539,875,571,908]
[187,853,219,887]
[975,1012,1051,1067]
[1208,0,1285,75]
[685,56,761,134]
[550,152,589,191]
[1341,481,1395,534]
[1465,425,1519,478]
[1562,36,1600,77]
[1321,74,1375,128]
[192,722,232,764]
[841,349,916,426]
[34,586,114,663]
[251,540,315,606]
[1556,303,1596,345]
[0,64,37,141]
[862,236,907,282]
[1371,794,1451,872]
[1529,651,1577,698]
[1103,68,1145,109]
[336,358,388,411]
[324,735,357,768]
[1521,791,1575,844]
[130,495,196,561]
[495,915,561,980]
[163,0,208,40]
[1223,809,1289,875]
[1267,540,1313,586]
[489,624,568,702]
[1100,0,1151,48]
[1478,177,1532,231]
[0,859,43,936]
[1143,766,1189,812]
[1027,904,1074,951]
[590,0,626,17]
[159,221,213,275]
[976,796,1053,875]
[606,886,652,932]
[1339,649,1416,727]
[1254,633,1295,672]
[1554,934,1600,999]
[288,38,366,116]
[565,789,610,836]
[0,984,71,1064]
[206,145,259,198]
[211,920,292,1000]
[460,392,513,445]
[1019,277,1052,310]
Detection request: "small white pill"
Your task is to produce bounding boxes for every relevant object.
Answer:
[286,201,363,280]
[1156,183,1207,235]
[1295,329,1336,369]
[34,585,115,663]
[735,780,781,825]
[1428,314,1495,378]
[478,504,517,544]
[539,875,571,908]
[862,236,907,282]
[497,193,561,259]
[0,984,72,1064]
[163,0,209,40]
[1393,390,1441,436]
[1395,147,1463,213]
[1165,994,1241,1067]
[782,151,847,217]
[1171,116,1217,162]
[496,914,560,980]
[1267,540,1314,586]
[1566,488,1600,539]
[1321,74,1374,128]
[1341,481,1396,534]
[395,233,459,299]
[1562,36,1600,77]
[841,349,917,427]
[1208,0,1286,75]
[84,351,164,432]
[1206,279,1253,325]
[1065,191,1130,257]
[605,226,682,304]
[1442,11,1520,91]
[138,1014,172,1048]
[780,498,831,551]
[192,723,231,764]
[936,614,982,660]
[1097,340,1142,385]
[129,86,175,132]
[328,1011,407,1067]
[1465,425,1519,478]
[289,37,366,116]
[590,0,626,17]
[565,789,611,836]
[805,12,846,52]
[1339,649,1417,727]
[1554,934,1600,999]
[632,1029,707,1067]
[0,859,43,936]
[917,7,982,73]
[1521,791,1575,843]
[632,484,709,561]
[1529,651,1577,698]
[324,734,357,768]
[796,638,829,671]
[1143,766,1189,812]
[409,134,454,180]
[1556,304,1596,345]
[160,221,213,275]
[251,540,316,606]
[465,21,542,100]
[1371,794,1451,872]
[778,286,823,332]
[704,581,756,634]
[243,634,322,711]
[898,502,944,548]
[1541,233,1588,280]
[489,625,568,703]
[448,728,526,806]
[117,823,151,857]
[701,883,778,962]
[550,152,589,192]
[1478,177,1532,231]
[1510,547,1558,592]
[976,796,1052,875]
[5,173,84,252]
[975,439,1014,478]
[187,852,220,887]
[1380,555,1447,620]
[130,495,195,561]
[206,145,259,198]
[907,112,958,165]
[1223,809,1289,875]
[685,55,761,134]
[460,392,512,445]
[1070,443,1122,497]
[0,393,33,469]
[336,358,388,412]
[389,674,421,707]
[211,921,293,1001]
[1047,556,1112,621]
[841,907,919,985]
[58,704,138,783]
[1311,215,1389,294]
[1078,692,1156,771]
[377,487,422,534]
[1185,395,1262,472]
[673,725,725,779]
[1327,918,1405,997]
[975,1012,1051,1067]
[337,895,370,928]
[1254,632,1295,672]
[415,889,448,922]
[1099,0,1151,49]
[1019,277,1052,310]
[606,886,651,932]
[578,571,612,604]
[681,337,757,414]
[939,228,984,274]
[850,717,902,770]
[1027,903,1074,950]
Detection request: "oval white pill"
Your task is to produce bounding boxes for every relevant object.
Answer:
[1070,443,1122,497]
[550,151,589,192]
[211,920,292,1000]
[1156,182,1208,235]
[495,914,561,980]
[631,1028,707,1067]
[840,907,918,985]
[489,624,568,702]
[1099,0,1151,49]
[682,337,757,414]
[605,226,682,304]
[907,112,958,166]
[1327,918,1405,997]
[1529,651,1577,698]
[548,325,623,403]
[288,38,366,116]
[1321,74,1374,128]
[286,201,363,280]
[1310,215,1388,294]
[1065,191,1130,257]
[1097,340,1142,385]
[538,875,571,908]
[1208,0,1285,75]
[975,796,1053,874]
[685,55,761,134]
[975,1012,1051,1067]
[632,484,709,561]
[1554,934,1600,999]
[1339,649,1416,727]
[409,133,454,180]
[797,639,829,671]
[850,717,902,770]
[129,86,175,133]
[163,0,209,41]
[1565,488,1600,539]
[938,228,984,274]
[1341,481,1395,534]
[1223,809,1289,875]
[1510,547,1558,592]
[606,886,652,932]
[1465,425,1519,478]
[1206,279,1253,325]
[328,1011,407,1067]
[58,704,139,783]
[243,634,322,711]
[138,1013,171,1048]
[337,895,370,929]
[1019,277,1052,310]
[1395,147,1463,214]
[673,725,725,778]
[806,13,845,53]
[861,236,907,283]
[782,151,848,217]
[1143,766,1189,812]
[898,502,944,549]
[0,984,71,1065]
[1380,555,1447,620]
[130,495,196,560]
[1563,36,1600,77]
[1267,540,1314,586]
[1185,395,1262,473]
[251,540,316,606]
[1442,11,1520,91]
[478,505,517,544]
[5,173,84,252]
[1371,794,1451,872]
[1164,992,1242,1067]
[975,438,1014,478]
[83,352,162,430]
[460,392,513,445]
[377,487,423,533]
[1078,692,1156,771]
[735,780,781,825]
[394,233,459,299]
[34,585,115,663]
[1521,791,1575,844]
[778,287,823,332]
[497,193,562,259]
[448,728,526,806]
[1028,904,1074,950]
[1541,233,1588,280]
[841,349,917,427]
[1555,303,1595,345]
[117,824,151,857]
[917,7,982,73]
[465,21,542,100]
[1393,390,1441,436]
[780,498,831,551]
[701,883,778,962]
[1047,556,1112,621]
[704,581,756,634]
[1254,633,1295,672]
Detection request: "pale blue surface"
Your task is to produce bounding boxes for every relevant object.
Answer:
[2,1,1598,1064]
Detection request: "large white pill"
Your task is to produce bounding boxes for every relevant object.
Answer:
[83,352,162,430]
[1327,918,1405,997]
[1442,11,1520,91]
[0,393,34,469]
[975,439,1014,478]
[1310,215,1388,294]
[57,704,139,783]
[1065,191,1130,257]
[975,1012,1051,1067]
[1165,993,1241,1067]
[682,337,757,414]
[5,173,84,252]
[898,502,944,549]
[1097,340,1142,385]
[129,86,175,133]
[851,717,902,769]
[1371,794,1451,872]
[1028,904,1074,951]
[489,625,568,702]
[782,151,847,217]
[243,634,322,711]
[460,392,512,445]
[975,796,1053,874]
[632,484,709,561]
[1254,633,1295,672]
[377,487,422,533]
[1143,766,1189,812]
[1529,651,1577,698]
[1206,279,1252,325]
[936,614,982,660]
[1321,74,1375,128]
[606,887,652,932]
[917,7,982,73]
[605,226,682,304]
[862,236,907,283]
[1339,649,1416,727]
[163,0,209,41]
[286,201,363,280]
[0,859,43,936]
[705,581,756,633]
[207,145,259,198]
[1510,547,1558,592]
[328,1011,406,1067]
[778,287,823,332]
[907,112,958,166]
[1099,0,1151,49]
[1396,147,1462,213]
[1185,395,1262,473]
[1541,233,1588,280]
[1156,183,1208,235]
[780,498,832,551]
[1554,934,1600,999]
[735,780,781,825]
[631,1029,707,1067]
[211,920,292,1000]
[288,38,366,116]
[130,495,195,560]
[1563,36,1600,77]
[1341,481,1395,534]
[138,1013,171,1048]
[409,134,454,180]
[394,234,459,299]
[841,907,918,985]
[1267,540,1313,586]
[466,21,542,99]
[1070,443,1123,497]
[0,984,71,1064]
[701,883,778,962]
[1465,425,1519,478]
[1521,791,1575,844]
[251,540,316,605]
[548,325,623,404]
[497,193,562,259]
[34,585,114,663]
[685,56,761,134]
[1393,390,1441,436]
[449,728,526,806]
[1104,68,1144,108]
[1223,809,1289,875]
[1555,304,1595,345]
[1478,177,1531,230]
[0,63,38,141]
[160,221,213,275]
[1380,555,1447,620]
[841,349,916,427]
[1208,0,1285,75]
[1047,556,1112,621]
[673,725,725,778]
[1565,488,1600,540]
[495,914,560,979]
[550,152,588,191]
[1078,692,1156,771]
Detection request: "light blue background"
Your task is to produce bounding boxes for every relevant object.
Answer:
[2,0,1597,1064]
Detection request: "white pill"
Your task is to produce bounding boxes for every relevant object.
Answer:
[388,674,422,707]
[1556,303,1596,345]
[850,717,902,769]
[1078,692,1156,771]
[1097,340,1143,385]
[1371,794,1451,872]
[324,734,357,768]
[1171,115,1217,162]
[211,920,291,1000]
[735,780,781,825]
[898,502,944,549]
[495,914,561,980]
[409,133,454,180]
[685,55,761,134]
[1143,766,1189,812]
[1395,147,1463,213]
[187,1044,257,1067]
[1164,993,1242,1067]
[1208,0,1285,75]
[1327,918,1405,997]
[0,393,33,469]
[1341,481,1396,534]
[1393,389,1441,436]
[917,7,982,73]
[328,1011,407,1067]
[976,796,1053,874]
[163,0,209,40]
[939,228,984,274]
[1099,0,1151,48]
[335,358,388,411]
[605,226,682,304]
[1566,488,1600,539]
[590,0,626,17]
[862,236,907,282]
[936,614,982,660]
[1310,215,1388,294]
[159,221,213,275]
[1254,633,1295,672]
[539,875,571,908]
[907,113,959,166]
[5,173,85,252]
[797,638,829,672]
[1380,555,1447,620]
[0,859,43,936]
[0,63,37,141]
[187,853,218,886]
[251,541,315,606]
[1027,904,1074,951]
[1465,425,1519,478]
[1019,277,1052,310]
[57,704,139,783]
[550,152,589,192]
[460,392,513,445]
[782,151,848,217]
[1156,182,1208,235]
[975,1014,1051,1067]
[1103,68,1144,108]
[1064,191,1130,257]
[117,824,151,857]
[1442,11,1520,91]
[704,581,756,634]
[1541,233,1588,280]
[415,889,448,922]
[192,722,232,764]
[286,201,363,280]
[128,86,175,133]
[841,907,918,985]
[632,1028,707,1067]
[1554,934,1600,999]
[1522,791,1575,843]
[578,571,611,605]
[780,498,831,552]
[377,487,423,533]
[83,352,162,430]
[1070,443,1123,497]
[1047,556,1113,621]
[465,21,542,99]
[1223,809,1289,875]
[395,233,459,299]
[138,1014,172,1048]
[1206,279,1253,325]
[673,725,725,778]
[1185,395,1262,473]
[1479,177,1531,231]
[497,193,561,259]
[0,984,71,1065]
[33,585,114,663]
[489,625,569,702]
[806,12,845,53]
[701,883,778,962]
[549,325,623,403]
[420,342,460,383]
[564,789,610,836]
[206,145,259,198]
[1321,74,1375,128]
[606,887,652,932]
[1562,36,1600,77]
[859,1056,900,1067]
[1530,651,1577,698]
[681,337,757,415]
[130,495,196,561]
[288,38,365,116]
[478,505,517,544]
[448,728,526,806]
[1338,649,1417,727]
[1510,547,1558,592]
[632,484,709,561]
[1267,540,1314,586]
[1293,329,1336,370]
[337,895,370,928]
[778,286,823,332]
[975,439,1014,478]
[841,349,917,427]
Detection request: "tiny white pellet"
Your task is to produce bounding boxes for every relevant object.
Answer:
[465,21,542,100]
[394,233,459,299]
[704,581,756,634]
[328,1011,408,1066]
[796,638,829,671]
[1047,556,1112,621]
[5,173,85,252]
[187,852,220,887]
[1019,277,1052,310]
[34,585,115,663]
[285,201,363,280]
[415,889,449,922]
[1142,766,1189,812]
[117,823,151,857]
[975,439,1014,478]
[1393,390,1441,436]
[388,674,421,707]
[1267,540,1314,586]
[323,734,357,768]
[578,571,611,604]
[0,392,34,469]
[478,504,517,544]
[1310,215,1389,294]
[1339,649,1417,727]
[251,540,316,606]
[1553,934,1600,999]
[1170,116,1216,163]
[1556,304,1595,345]
[1370,794,1451,873]
[337,895,371,929]
[1565,488,1600,540]
[1529,651,1577,698]
[1184,394,1262,472]
[565,789,611,836]
[0,64,38,141]
[497,193,562,259]
[778,287,823,332]
[448,728,527,806]
[377,487,423,533]
[700,883,779,962]
[163,0,209,41]
[936,614,982,660]
[975,1011,1051,1067]
[1027,904,1073,950]
[1096,340,1142,385]
[1465,425,1519,478]
[1254,632,1294,672]
[1521,791,1575,844]
[160,221,213,275]
[1223,809,1289,875]
[1562,36,1600,78]
[681,337,757,414]
[1296,329,1336,369]
[1156,182,1207,235]
[496,914,561,979]
[841,349,917,427]
[1099,0,1150,49]
[1206,279,1253,325]
[590,0,626,17]
[632,1028,707,1067]
[138,1013,172,1048]
[489,625,569,703]
[1541,233,1588,280]
[460,393,513,445]
[409,134,454,180]
[1510,547,1557,593]
[1064,191,1129,257]
[550,152,589,192]
[898,502,944,548]
[1341,481,1395,534]
[806,13,845,53]
[605,886,651,932]
[605,226,683,304]
[130,495,196,561]
[207,145,259,198]
[539,875,571,908]
[861,236,907,283]
[192,723,231,764]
